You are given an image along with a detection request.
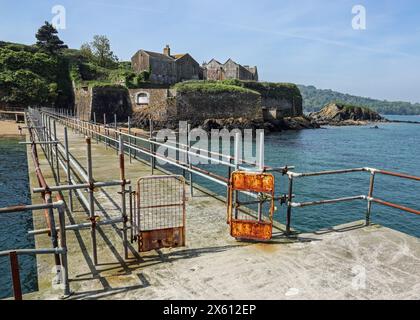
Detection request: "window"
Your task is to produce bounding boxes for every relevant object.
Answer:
[136,92,149,105]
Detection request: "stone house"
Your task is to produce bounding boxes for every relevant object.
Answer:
[202,58,258,81]
[131,45,201,85]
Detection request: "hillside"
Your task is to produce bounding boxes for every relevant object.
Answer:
[298,84,420,115]
[0,40,145,110]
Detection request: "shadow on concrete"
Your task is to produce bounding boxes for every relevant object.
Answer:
[66,273,150,300]
[312,221,368,235]
[74,244,242,277]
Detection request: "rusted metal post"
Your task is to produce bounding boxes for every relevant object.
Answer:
[86,137,98,265]
[64,127,73,213]
[9,251,22,300]
[366,171,376,226]
[286,175,294,235]
[119,135,128,259]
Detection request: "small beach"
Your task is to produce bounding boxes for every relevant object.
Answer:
[0,120,20,137]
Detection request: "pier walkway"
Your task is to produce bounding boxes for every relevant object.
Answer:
[15,114,420,300]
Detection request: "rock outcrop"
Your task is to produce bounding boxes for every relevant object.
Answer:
[310,103,385,126]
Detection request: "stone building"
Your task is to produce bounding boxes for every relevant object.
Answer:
[131,45,201,85]
[202,58,258,81]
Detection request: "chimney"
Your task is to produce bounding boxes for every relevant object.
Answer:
[163,45,171,56]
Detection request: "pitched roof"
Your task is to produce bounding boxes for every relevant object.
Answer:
[205,58,222,66]
[173,54,186,59]
[142,50,175,61]
[223,58,239,65]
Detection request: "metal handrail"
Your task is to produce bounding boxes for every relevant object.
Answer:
[26,108,131,264]
[41,108,293,173]
[285,167,420,234]
[38,108,292,202]
[0,200,69,300]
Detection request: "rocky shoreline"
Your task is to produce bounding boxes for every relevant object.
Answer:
[131,102,417,133]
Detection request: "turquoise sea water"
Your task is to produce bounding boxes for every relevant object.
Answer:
[190,115,420,237]
[0,137,36,299]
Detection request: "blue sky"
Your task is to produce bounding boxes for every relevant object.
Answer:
[1,0,419,102]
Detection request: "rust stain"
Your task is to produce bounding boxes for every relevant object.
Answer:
[138,227,185,252]
[232,172,274,193]
[254,243,278,253]
[228,171,275,241]
[231,220,272,241]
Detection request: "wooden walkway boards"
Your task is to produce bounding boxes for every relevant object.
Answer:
[24,121,420,300]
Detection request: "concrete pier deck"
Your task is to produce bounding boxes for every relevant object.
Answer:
[23,121,420,300]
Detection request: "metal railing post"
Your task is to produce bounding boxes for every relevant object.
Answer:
[258,131,264,222]
[57,203,71,297]
[45,193,61,270]
[53,120,60,183]
[366,171,376,226]
[86,137,98,265]
[119,135,128,260]
[9,251,22,300]
[286,175,294,235]
[234,132,240,218]
[128,116,132,163]
[48,115,53,161]
[187,124,193,198]
[129,185,133,243]
[64,127,73,213]
[149,118,154,174]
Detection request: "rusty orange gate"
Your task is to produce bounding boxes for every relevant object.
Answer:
[227,171,275,241]
[134,175,186,252]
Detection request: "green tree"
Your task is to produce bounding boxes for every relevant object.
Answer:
[35,21,68,54]
[90,35,118,68]
[79,42,94,61]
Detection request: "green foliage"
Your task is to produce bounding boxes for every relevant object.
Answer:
[0,41,39,53]
[0,48,57,81]
[0,69,54,106]
[299,85,420,115]
[224,80,302,105]
[69,63,82,82]
[118,61,132,70]
[35,21,67,54]
[79,43,94,61]
[172,80,259,94]
[331,102,374,113]
[0,42,73,108]
[82,35,118,68]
